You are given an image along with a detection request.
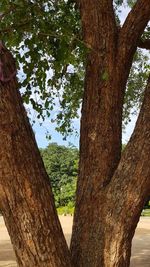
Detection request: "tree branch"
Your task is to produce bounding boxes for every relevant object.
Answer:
[117,0,150,67]
[138,39,150,50]
[107,75,150,231]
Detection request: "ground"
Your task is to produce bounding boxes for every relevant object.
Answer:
[0,215,150,267]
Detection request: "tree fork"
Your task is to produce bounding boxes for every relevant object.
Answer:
[70,1,150,267]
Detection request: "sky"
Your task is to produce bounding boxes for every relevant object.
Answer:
[27,3,139,149]
[33,119,80,148]
[32,113,138,148]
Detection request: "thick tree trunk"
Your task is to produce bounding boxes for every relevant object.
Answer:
[71,1,126,266]
[0,50,72,267]
[70,53,125,267]
[70,57,124,267]
[0,1,150,267]
[70,1,150,267]
[71,66,150,267]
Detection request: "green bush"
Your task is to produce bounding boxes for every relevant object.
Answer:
[57,206,74,215]
[141,209,150,216]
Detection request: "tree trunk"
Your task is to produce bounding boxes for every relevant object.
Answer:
[70,1,150,267]
[103,76,150,267]
[1,1,150,267]
[70,50,126,267]
[0,49,72,267]
[71,63,150,267]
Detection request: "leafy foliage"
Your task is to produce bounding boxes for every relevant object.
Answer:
[123,50,149,127]
[40,142,78,208]
[0,0,149,136]
[0,0,85,135]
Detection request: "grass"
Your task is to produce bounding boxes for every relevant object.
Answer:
[57,206,74,215]
[57,207,150,216]
[141,209,150,216]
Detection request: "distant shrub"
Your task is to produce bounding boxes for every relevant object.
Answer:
[141,209,150,216]
[57,206,74,215]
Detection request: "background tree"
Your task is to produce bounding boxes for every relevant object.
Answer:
[40,143,78,208]
[0,1,150,267]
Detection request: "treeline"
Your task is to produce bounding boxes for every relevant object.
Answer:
[40,143,78,213]
[40,143,150,214]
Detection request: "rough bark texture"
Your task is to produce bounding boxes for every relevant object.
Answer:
[103,77,150,267]
[0,1,150,267]
[0,50,72,267]
[70,1,150,267]
[70,1,122,265]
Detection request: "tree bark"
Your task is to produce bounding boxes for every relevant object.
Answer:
[0,49,72,267]
[0,1,150,267]
[138,39,150,50]
[103,76,150,267]
[70,1,150,267]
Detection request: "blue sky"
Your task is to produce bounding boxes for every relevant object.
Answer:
[33,116,137,148]
[33,120,80,148]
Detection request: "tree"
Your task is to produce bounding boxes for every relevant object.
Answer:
[0,1,150,267]
[40,143,78,208]
[0,44,72,267]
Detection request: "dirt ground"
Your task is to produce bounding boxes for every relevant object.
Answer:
[0,215,149,267]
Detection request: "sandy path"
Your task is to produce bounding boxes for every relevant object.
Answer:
[0,216,149,267]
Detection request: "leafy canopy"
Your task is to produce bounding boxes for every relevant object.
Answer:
[0,0,149,136]
[40,142,78,208]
